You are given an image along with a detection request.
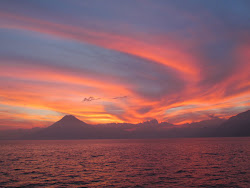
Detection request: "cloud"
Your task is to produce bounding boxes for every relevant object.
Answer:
[112,96,128,100]
[0,0,249,127]
[136,107,153,115]
[82,97,101,102]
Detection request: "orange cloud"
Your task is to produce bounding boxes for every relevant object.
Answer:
[0,10,249,128]
[0,12,200,81]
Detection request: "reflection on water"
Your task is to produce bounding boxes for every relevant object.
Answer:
[0,138,249,187]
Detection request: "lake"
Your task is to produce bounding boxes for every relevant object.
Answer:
[0,137,249,187]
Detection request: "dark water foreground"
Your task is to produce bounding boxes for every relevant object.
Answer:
[0,138,249,188]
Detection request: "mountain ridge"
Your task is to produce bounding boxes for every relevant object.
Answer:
[0,110,249,139]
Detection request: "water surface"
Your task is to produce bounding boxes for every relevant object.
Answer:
[0,138,249,187]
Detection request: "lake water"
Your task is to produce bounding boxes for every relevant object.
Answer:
[0,138,249,187]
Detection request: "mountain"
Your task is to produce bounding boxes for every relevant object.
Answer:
[183,117,225,128]
[47,115,89,129]
[217,110,250,137]
[26,115,94,139]
[138,119,159,126]
[173,118,226,137]
[127,119,175,138]
[26,117,175,139]
[0,127,44,140]
[1,110,249,139]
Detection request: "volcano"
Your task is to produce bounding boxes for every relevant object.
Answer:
[29,115,94,139]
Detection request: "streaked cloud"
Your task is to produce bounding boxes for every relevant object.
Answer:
[0,0,249,128]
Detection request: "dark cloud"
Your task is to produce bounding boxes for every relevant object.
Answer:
[82,97,101,102]
[136,107,153,115]
[112,96,128,100]
[0,0,249,125]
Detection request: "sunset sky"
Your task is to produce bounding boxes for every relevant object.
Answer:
[0,0,250,129]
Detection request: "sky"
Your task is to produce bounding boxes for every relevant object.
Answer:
[0,0,250,129]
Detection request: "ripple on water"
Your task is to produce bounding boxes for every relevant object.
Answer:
[0,138,249,187]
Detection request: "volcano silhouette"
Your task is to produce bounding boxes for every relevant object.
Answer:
[49,115,88,129]
[31,115,94,139]
[22,110,250,140]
